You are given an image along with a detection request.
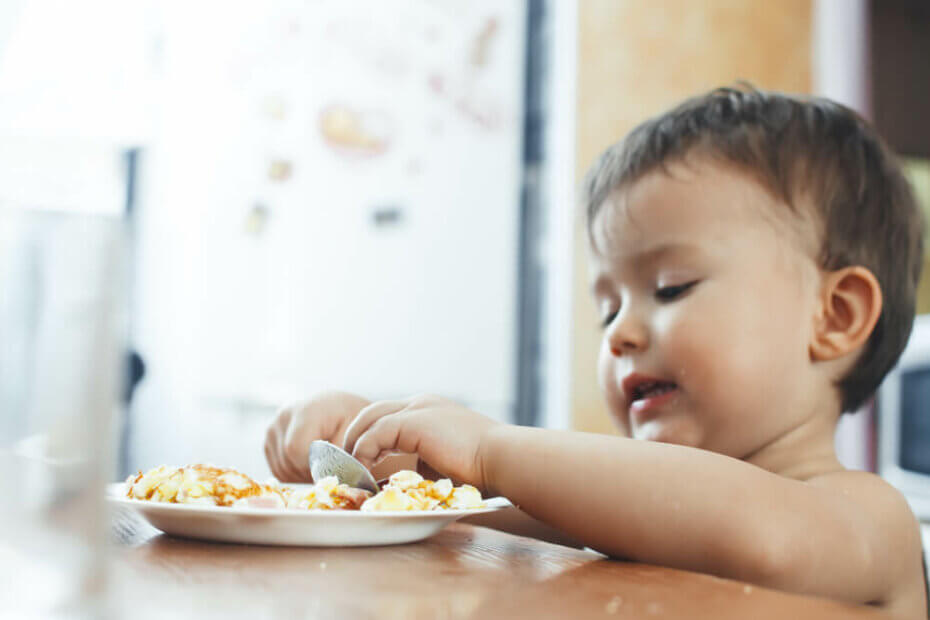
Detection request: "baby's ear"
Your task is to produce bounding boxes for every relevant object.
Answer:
[809,266,883,362]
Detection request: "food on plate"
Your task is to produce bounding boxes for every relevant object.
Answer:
[124,465,485,512]
[361,470,484,512]
[124,464,289,509]
[284,475,372,510]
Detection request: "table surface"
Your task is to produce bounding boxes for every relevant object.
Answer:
[103,506,890,620]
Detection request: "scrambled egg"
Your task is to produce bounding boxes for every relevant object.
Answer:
[284,476,372,510]
[361,470,484,512]
[124,464,287,508]
[125,466,484,512]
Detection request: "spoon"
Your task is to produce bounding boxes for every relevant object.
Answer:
[308,440,380,494]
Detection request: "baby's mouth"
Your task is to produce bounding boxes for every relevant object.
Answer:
[630,380,678,403]
[628,381,680,421]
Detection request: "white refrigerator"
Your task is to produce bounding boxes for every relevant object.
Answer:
[129,1,528,477]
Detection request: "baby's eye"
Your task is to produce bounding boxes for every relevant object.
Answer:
[655,281,698,301]
[600,309,618,329]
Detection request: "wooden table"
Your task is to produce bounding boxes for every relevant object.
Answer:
[106,506,886,620]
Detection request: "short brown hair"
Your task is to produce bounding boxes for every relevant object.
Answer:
[582,85,924,413]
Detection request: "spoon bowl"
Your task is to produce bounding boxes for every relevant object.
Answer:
[308,440,380,494]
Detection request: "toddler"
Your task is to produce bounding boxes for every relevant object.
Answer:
[265,87,926,617]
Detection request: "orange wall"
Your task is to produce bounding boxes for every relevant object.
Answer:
[572,0,814,433]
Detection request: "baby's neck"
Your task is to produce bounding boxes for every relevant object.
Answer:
[743,412,844,481]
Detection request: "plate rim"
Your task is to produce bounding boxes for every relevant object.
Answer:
[106,482,511,518]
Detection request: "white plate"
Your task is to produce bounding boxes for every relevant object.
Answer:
[106,483,511,547]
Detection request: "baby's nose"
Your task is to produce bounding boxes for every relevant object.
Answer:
[606,313,649,356]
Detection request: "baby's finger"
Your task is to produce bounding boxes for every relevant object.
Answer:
[269,421,304,482]
[264,408,293,475]
[343,399,408,454]
[351,412,411,468]
[279,443,305,482]
[264,424,288,481]
[282,424,312,481]
[264,440,277,479]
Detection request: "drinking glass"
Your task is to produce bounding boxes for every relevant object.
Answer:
[0,205,126,619]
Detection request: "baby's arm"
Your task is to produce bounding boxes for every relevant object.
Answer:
[343,397,923,610]
[482,425,923,610]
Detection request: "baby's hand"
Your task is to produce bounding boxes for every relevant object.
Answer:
[342,394,500,491]
[264,391,371,482]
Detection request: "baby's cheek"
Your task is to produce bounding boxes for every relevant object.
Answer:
[664,333,715,395]
[596,343,630,435]
[661,317,734,409]
[664,315,779,439]
[596,341,612,390]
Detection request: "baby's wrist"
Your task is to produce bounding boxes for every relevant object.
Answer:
[477,423,517,497]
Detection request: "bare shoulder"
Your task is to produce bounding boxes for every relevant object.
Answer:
[810,470,926,617]
[808,470,919,536]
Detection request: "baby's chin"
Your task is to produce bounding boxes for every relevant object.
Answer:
[631,415,704,448]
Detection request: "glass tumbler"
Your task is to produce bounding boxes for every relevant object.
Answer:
[0,205,126,619]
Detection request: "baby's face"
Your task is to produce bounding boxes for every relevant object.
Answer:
[589,159,827,458]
